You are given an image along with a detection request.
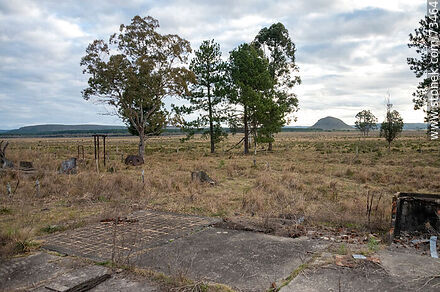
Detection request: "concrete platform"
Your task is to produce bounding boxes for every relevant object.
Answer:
[39,209,329,290]
[0,252,158,291]
[281,249,440,292]
[134,227,328,291]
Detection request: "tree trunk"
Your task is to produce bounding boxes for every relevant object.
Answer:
[244,105,249,154]
[138,132,145,159]
[207,85,215,153]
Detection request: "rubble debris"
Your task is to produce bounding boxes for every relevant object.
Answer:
[100,217,139,224]
[430,236,438,259]
[191,170,216,185]
[59,158,77,174]
[125,155,144,166]
[0,140,14,169]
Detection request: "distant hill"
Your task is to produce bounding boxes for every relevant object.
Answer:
[402,123,427,130]
[310,116,353,131]
[5,124,127,135]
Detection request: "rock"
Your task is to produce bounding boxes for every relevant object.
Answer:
[191,170,216,185]
[59,158,77,174]
[19,161,34,170]
[125,155,144,166]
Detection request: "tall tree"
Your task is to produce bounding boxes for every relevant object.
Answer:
[172,40,228,153]
[407,9,440,138]
[81,15,194,159]
[228,43,274,154]
[253,22,301,150]
[380,100,403,150]
[355,110,378,136]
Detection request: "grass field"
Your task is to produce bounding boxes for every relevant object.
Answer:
[1,131,440,257]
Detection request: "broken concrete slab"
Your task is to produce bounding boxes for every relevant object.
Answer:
[379,249,440,281]
[134,227,329,291]
[281,249,440,292]
[280,262,400,292]
[0,252,158,292]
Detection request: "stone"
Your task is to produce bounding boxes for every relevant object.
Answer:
[59,158,77,174]
[125,155,144,166]
[19,161,34,170]
[191,170,215,185]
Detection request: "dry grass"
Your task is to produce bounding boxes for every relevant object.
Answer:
[1,131,439,258]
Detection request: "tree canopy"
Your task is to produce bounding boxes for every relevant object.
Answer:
[81,15,195,158]
[252,22,300,150]
[228,43,274,154]
[380,101,403,149]
[408,9,440,139]
[172,39,228,153]
[355,110,378,136]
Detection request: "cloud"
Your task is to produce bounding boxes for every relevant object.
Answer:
[0,0,428,129]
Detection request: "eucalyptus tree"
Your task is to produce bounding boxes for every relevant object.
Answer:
[81,16,195,159]
[355,110,378,136]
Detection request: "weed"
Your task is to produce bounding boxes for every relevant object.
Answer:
[40,224,65,234]
[0,207,12,215]
[368,237,379,252]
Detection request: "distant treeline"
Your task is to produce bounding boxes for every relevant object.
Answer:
[0,124,426,138]
[0,127,337,138]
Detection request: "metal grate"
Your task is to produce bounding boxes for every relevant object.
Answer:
[43,210,217,261]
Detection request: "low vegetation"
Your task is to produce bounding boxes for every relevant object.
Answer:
[1,131,439,259]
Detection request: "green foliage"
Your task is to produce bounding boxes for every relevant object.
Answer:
[355,110,378,136]
[125,104,168,137]
[228,43,274,153]
[408,11,440,111]
[0,207,11,215]
[172,40,228,153]
[408,10,440,138]
[253,23,301,147]
[380,102,403,148]
[81,15,195,157]
[40,225,65,234]
[368,237,379,252]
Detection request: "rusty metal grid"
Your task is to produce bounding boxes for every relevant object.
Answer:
[43,210,217,261]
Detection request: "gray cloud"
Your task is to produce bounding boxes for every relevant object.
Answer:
[0,0,428,129]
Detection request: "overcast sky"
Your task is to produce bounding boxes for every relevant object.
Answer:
[0,0,427,129]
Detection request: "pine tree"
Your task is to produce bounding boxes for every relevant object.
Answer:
[172,40,228,153]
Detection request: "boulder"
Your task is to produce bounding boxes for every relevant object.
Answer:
[191,170,216,185]
[60,158,77,174]
[125,155,144,166]
[19,161,34,170]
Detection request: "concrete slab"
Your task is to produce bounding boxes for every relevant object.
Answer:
[280,262,400,292]
[134,227,329,291]
[0,252,158,292]
[43,210,219,262]
[281,249,440,292]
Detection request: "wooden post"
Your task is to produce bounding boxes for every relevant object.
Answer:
[103,136,106,166]
[97,136,100,163]
[93,136,96,159]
